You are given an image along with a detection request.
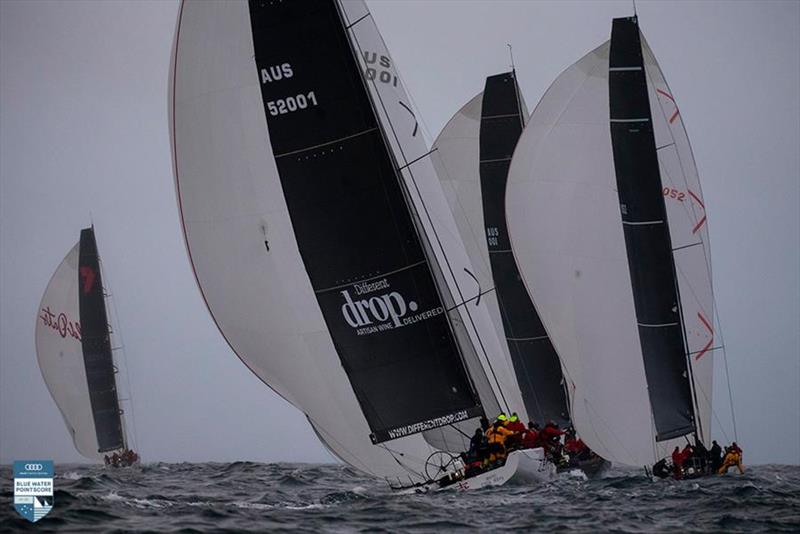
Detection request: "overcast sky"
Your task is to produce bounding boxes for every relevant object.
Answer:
[1,0,798,466]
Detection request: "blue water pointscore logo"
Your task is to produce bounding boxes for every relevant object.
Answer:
[13,461,54,522]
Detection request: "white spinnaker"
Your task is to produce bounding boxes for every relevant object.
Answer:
[35,243,103,461]
[507,38,716,467]
[642,36,714,453]
[507,42,658,467]
[171,0,447,481]
[342,3,527,427]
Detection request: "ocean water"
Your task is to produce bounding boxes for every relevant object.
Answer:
[1,462,798,532]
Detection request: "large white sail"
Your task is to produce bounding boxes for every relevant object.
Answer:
[506,23,715,467]
[170,0,523,482]
[36,229,129,461]
[36,243,103,461]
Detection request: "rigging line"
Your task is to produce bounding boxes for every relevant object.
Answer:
[448,423,472,440]
[714,307,738,441]
[345,29,510,413]
[693,380,732,445]
[672,242,702,252]
[346,12,369,29]
[398,148,437,171]
[98,252,139,453]
[378,444,426,481]
[445,287,496,313]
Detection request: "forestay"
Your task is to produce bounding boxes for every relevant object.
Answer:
[506,18,715,467]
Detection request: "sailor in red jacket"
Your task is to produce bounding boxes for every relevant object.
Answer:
[521,422,540,449]
[671,446,684,479]
[507,413,527,434]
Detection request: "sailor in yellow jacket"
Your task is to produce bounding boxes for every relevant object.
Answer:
[485,421,514,464]
[718,442,744,475]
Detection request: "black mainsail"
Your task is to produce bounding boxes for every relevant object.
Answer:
[479,73,570,426]
[609,16,696,441]
[78,228,125,452]
[248,0,482,444]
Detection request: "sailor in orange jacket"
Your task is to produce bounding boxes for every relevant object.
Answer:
[485,421,514,463]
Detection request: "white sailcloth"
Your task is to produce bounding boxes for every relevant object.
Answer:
[170,0,523,480]
[430,87,544,421]
[506,36,715,467]
[35,243,104,461]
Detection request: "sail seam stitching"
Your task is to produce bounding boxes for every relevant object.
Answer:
[314,259,427,294]
[275,127,378,158]
[622,219,664,225]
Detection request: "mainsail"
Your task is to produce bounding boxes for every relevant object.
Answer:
[35,228,127,460]
[506,17,714,467]
[171,0,523,482]
[432,72,571,426]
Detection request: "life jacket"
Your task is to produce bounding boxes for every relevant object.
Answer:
[486,425,513,445]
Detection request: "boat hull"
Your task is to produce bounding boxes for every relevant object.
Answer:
[513,447,557,484]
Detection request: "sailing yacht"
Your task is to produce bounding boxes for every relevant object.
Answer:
[35,227,137,466]
[170,0,532,490]
[505,15,720,472]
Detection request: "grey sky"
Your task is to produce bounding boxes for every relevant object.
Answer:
[1,1,798,466]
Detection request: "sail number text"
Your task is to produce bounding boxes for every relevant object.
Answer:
[486,227,499,247]
[260,62,318,116]
[663,187,685,201]
[266,92,318,116]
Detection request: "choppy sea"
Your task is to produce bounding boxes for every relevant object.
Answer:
[1,462,798,532]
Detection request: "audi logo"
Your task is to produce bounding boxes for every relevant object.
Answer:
[25,463,43,471]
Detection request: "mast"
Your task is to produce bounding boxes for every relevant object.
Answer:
[609,16,696,441]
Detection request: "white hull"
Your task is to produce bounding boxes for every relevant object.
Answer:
[512,447,557,484]
[440,452,520,492]
[399,450,520,494]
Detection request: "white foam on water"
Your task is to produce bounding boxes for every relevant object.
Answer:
[61,471,81,480]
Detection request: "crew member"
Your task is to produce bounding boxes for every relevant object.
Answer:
[485,420,514,464]
[718,442,744,474]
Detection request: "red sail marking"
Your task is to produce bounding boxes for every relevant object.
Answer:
[687,189,707,233]
[692,216,707,234]
[694,312,714,361]
[79,266,96,294]
[656,88,680,123]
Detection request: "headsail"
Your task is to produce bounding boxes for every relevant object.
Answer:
[171,0,521,480]
[35,228,126,460]
[506,18,715,466]
[432,73,571,426]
